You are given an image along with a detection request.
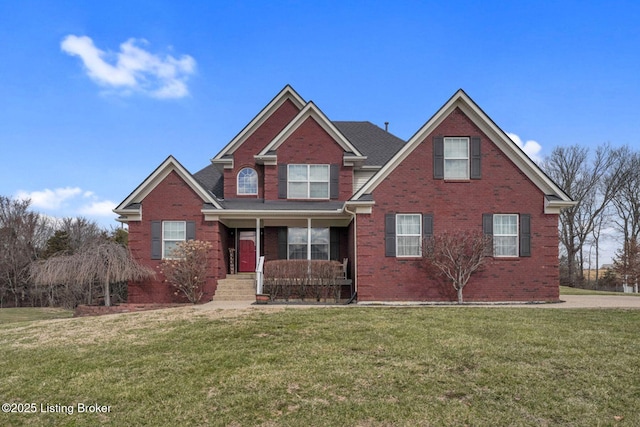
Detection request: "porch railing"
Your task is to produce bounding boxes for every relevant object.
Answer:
[256,256,265,294]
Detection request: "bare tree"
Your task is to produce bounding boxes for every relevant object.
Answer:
[423,231,491,303]
[613,238,640,292]
[31,240,155,308]
[160,240,212,304]
[0,196,50,307]
[543,144,628,286]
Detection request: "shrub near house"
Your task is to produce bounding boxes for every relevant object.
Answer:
[114,86,574,303]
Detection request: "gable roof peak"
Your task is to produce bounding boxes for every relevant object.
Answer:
[212,85,306,162]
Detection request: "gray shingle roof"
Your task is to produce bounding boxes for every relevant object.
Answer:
[332,121,405,166]
[193,163,224,198]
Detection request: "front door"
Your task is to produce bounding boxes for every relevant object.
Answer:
[238,231,256,272]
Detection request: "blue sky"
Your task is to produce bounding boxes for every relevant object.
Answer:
[2,0,639,237]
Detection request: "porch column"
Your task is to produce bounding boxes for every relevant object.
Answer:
[255,217,261,268]
[307,218,312,261]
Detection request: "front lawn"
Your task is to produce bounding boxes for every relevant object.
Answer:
[0,306,638,426]
[0,307,73,324]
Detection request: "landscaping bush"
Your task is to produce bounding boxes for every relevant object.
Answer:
[263,260,342,302]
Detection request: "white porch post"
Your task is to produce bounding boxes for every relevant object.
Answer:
[256,218,261,268]
[307,218,312,261]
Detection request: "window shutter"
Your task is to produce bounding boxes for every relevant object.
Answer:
[482,214,493,257]
[520,214,531,257]
[385,214,396,257]
[330,164,339,199]
[151,221,162,260]
[433,137,444,179]
[330,227,340,260]
[186,221,196,241]
[278,228,288,259]
[423,214,433,239]
[470,137,481,179]
[278,164,287,199]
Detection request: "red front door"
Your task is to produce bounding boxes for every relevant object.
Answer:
[238,231,256,272]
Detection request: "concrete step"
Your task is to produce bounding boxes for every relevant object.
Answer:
[212,275,256,302]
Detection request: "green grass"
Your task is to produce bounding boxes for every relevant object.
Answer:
[0,306,639,426]
[560,285,640,296]
[0,307,73,324]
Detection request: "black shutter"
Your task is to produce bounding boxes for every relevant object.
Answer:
[520,214,531,257]
[151,221,162,260]
[423,214,433,239]
[470,137,481,179]
[278,164,287,199]
[433,136,444,179]
[186,221,196,240]
[330,228,340,260]
[330,164,339,199]
[482,214,494,257]
[278,228,288,259]
[385,214,396,257]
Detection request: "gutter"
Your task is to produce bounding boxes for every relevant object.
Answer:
[342,204,358,303]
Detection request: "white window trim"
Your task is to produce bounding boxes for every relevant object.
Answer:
[237,167,258,195]
[162,221,186,259]
[493,214,519,257]
[444,137,470,180]
[287,164,330,199]
[396,214,422,258]
[287,227,330,260]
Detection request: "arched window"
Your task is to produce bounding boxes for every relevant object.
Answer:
[237,168,258,195]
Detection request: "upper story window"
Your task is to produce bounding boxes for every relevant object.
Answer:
[237,168,258,195]
[163,221,186,258]
[288,164,329,199]
[444,137,469,179]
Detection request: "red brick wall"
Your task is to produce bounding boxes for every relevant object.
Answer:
[127,170,223,304]
[224,98,301,199]
[357,107,560,302]
[263,116,353,201]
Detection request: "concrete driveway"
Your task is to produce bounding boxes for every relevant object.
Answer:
[196,294,640,310]
[543,294,640,309]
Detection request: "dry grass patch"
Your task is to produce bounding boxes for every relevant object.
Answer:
[0,307,638,426]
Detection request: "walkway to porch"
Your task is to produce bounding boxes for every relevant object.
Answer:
[211,273,256,302]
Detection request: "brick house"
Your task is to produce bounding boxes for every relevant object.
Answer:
[114,85,574,303]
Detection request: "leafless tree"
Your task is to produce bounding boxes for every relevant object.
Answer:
[160,240,212,304]
[543,144,628,286]
[0,196,51,307]
[31,240,155,308]
[423,231,491,303]
[613,238,640,291]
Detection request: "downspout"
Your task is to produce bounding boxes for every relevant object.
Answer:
[343,204,358,303]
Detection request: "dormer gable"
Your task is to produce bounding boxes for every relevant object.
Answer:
[255,101,367,167]
[211,85,306,170]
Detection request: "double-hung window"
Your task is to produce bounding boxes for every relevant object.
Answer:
[493,214,518,257]
[287,227,329,260]
[163,221,186,258]
[444,137,469,179]
[288,164,329,199]
[396,214,422,257]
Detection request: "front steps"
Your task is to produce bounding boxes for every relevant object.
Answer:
[212,273,256,301]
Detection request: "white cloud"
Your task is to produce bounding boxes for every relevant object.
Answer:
[507,133,543,164]
[16,187,83,210]
[15,187,118,231]
[79,200,117,217]
[61,35,196,99]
